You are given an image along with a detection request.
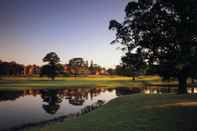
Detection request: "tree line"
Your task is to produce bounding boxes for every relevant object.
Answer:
[0,60,24,77]
[0,52,158,79]
[0,52,113,79]
[40,52,138,80]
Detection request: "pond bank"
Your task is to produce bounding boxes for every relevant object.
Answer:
[24,94,197,131]
[0,88,118,131]
[3,101,104,131]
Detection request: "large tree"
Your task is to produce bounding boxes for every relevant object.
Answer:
[109,0,197,94]
[40,52,61,80]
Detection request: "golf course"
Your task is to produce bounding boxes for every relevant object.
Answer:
[0,76,196,131]
[0,75,178,90]
[1,0,197,131]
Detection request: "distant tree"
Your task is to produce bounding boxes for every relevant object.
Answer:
[109,0,197,94]
[0,61,24,77]
[115,65,133,78]
[43,52,60,65]
[68,58,88,76]
[56,64,64,74]
[9,62,24,76]
[89,63,102,75]
[40,52,61,80]
[107,68,115,75]
[0,61,9,76]
[121,52,146,80]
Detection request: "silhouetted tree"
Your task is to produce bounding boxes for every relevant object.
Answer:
[40,52,61,80]
[109,0,197,94]
[115,65,134,78]
[89,63,102,75]
[121,52,146,80]
[68,58,88,76]
[107,68,115,75]
[0,60,24,77]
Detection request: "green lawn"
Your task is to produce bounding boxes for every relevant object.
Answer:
[24,94,197,131]
[0,75,180,90]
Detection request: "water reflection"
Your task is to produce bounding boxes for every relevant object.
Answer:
[187,88,197,94]
[0,87,196,104]
[143,87,197,94]
[0,90,23,102]
[0,88,118,131]
[41,90,63,115]
[0,87,196,130]
[143,87,173,94]
[23,88,118,114]
[116,87,142,96]
[116,87,179,95]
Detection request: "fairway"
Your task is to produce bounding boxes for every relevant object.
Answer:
[0,75,180,90]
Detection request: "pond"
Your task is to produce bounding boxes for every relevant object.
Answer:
[0,87,196,131]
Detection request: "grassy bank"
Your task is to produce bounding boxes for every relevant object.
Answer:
[0,75,180,90]
[25,94,197,131]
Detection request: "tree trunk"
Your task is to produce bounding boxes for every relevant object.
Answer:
[178,75,187,94]
[192,78,195,84]
[191,87,194,94]
[132,76,135,81]
[51,76,55,80]
[191,77,195,94]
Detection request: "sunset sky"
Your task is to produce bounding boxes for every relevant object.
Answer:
[0,0,130,68]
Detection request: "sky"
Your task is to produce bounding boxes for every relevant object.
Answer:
[0,0,130,68]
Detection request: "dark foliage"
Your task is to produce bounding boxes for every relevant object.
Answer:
[68,58,89,76]
[40,52,62,80]
[40,90,63,114]
[0,60,24,76]
[109,0,197,94]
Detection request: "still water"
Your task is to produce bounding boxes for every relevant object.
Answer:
[0,88,118,130]
[0,87,196,130]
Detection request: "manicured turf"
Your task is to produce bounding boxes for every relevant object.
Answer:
[0,75,179,90]
[24,94,197,131]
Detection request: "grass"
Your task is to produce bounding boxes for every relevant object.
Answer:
[0,75,180,90]
[24,94,197,131]
[1,75,197,131]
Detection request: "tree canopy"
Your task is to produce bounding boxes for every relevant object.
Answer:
[0,60,24,76]
[43,52,60,65]
[109,0,197,94]
[41,52,62,80]
[68,58,88,76]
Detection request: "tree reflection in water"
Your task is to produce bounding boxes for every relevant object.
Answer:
[64,89,87,106]
[116,87,142,96]
[39,88,110,114]
[0,90,23,102]
[40,90,63,115]
[0,87,150,115]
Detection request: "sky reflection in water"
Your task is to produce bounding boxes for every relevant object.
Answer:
[0,87,196,130]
